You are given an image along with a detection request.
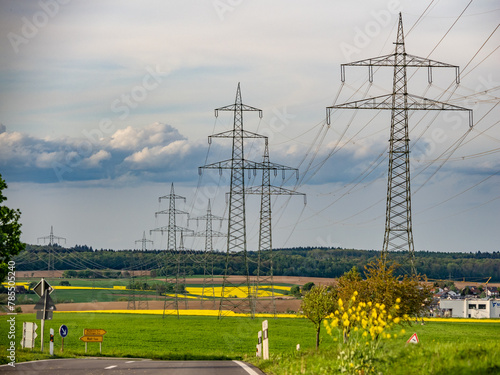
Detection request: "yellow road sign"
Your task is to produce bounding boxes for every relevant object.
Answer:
[80,335,103,343]
[84,329,107,336]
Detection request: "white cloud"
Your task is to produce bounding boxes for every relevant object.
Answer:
[124,140,192,169]
[81,150,111,169]
[108,122,184,150]
[0,122,202,183]
[35,151,63,169]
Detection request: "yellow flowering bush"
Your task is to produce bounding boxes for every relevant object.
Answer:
[323,292,407,374]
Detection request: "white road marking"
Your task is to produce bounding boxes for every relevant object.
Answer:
[125,361,135,363]
[105,365,118,369]
[233,361,261,375]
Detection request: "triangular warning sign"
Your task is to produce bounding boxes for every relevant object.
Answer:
[406,333,419,344]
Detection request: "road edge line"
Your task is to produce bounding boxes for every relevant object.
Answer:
[233,360,263,375]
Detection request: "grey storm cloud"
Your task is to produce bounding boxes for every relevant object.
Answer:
[0,122,207,183]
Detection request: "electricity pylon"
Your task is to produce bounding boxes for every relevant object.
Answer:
[176,232,190,310]
[200,83,297,318]
[188,200,226,309]
[150,183,193,318]
[37,226,66,278]
[129,232,154,310]
[135,231,154,251]
[327,13,472,276]
[246,140,305,316]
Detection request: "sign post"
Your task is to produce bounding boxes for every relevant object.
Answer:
[59,325,68,352]
[80,329,107,353]
[262,320,269,360]
[256,330,262,357]
[49,328,54,356]
[33,278,54,352]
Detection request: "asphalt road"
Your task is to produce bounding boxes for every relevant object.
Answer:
[0,358,266,375]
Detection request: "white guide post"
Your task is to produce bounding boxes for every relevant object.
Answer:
[262,320,269,360]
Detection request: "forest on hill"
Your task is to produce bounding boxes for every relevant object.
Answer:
[12,245,500,282]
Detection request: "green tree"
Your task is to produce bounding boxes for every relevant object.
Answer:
[290,285,301,298]
[62,270,78,278]
[0,174,25,283]
[334,259,432,318]
[302,281,315,292]
[335,266,366,303]
[301,285,336,349]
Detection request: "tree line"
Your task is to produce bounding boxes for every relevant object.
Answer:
[14,244,500,282]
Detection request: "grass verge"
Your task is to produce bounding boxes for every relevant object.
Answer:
[1,313,499,374]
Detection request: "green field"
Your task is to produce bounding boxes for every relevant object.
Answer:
[1,313,499,374]
[9,277,293,305]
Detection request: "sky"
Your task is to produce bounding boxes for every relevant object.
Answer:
[0,0,499,254]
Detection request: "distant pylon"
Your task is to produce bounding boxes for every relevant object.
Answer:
[128,233,154,310]
[246,140,305,316]
[150,183,193,318]
[200,83,298,318]
[175,232,190,310]
[37,226,66,278]
[327,13,472,276]
[188,200,226,309]
[135,231,154,251]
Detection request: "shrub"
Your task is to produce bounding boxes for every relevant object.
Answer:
[323,292,407,374]
[290,285,301,298]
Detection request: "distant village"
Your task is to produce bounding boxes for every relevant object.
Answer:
[430,282,499,319]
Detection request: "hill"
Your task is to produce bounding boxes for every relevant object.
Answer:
[12,245,500,282]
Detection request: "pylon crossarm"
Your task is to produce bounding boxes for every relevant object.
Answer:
[155,208,189,217]
[187,230,227,238]
[150,226,194,235]
[327,94,472,126]
[405,54,459,68]
[200,159,297,172]
[341,54,460,84]
[158,194,186,202]
[341,55,393,82]
[189,214,226,222]
[246,185,306,198]
[209,129,268,140]
[343,53,459,68]
[215,104,263,117]
[327,94,393,123]
[406,94,473,125]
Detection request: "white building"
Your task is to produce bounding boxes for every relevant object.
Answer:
[439,299,500,318]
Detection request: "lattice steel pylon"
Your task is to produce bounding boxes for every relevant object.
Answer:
[246,140,305,316]
[136,231,154,251]
[37,226,66,279]
[188,200,226,309]
[200,83,297,318]
[327,13,472,276]
[150,183,193,318]
[130,232,154,310]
